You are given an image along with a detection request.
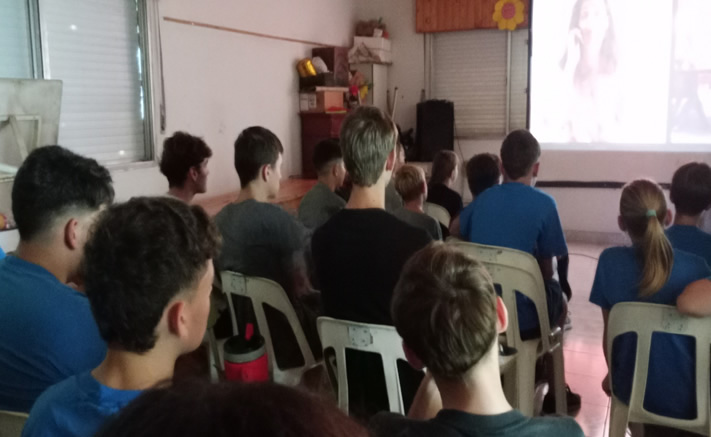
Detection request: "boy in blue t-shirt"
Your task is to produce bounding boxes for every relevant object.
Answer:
[22,197,220,437]
[0,146,113,413]
[667,162,711,267]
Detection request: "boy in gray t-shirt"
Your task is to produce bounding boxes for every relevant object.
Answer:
[298,139,346,230]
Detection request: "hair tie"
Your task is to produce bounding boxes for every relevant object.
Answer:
[646,209,657,218]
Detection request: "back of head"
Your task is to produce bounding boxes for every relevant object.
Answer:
[500,130,541,180]
[83,197,220,352]
[670,162,711,216]
[11,146,114,242]
[160,132,213,188]
[233,126,284,187]
[620,179,673,297]
[340,106,397,187]
[95,381,368,437]
[392,243,498,379]
[430,150,458,185]
[394,164,426,202]
[466,153,501,196]
[313,138,342,175]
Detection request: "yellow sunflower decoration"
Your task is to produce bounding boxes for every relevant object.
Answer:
[493,0,526,31]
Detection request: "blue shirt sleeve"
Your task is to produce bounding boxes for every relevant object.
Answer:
[537,198,568,258]
[590,251,613,310]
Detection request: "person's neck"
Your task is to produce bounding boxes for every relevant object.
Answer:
[92,343,179,391]
[434,346,512,416]
[318,175,337,192]
[167,185,196,203]
[404,198,425,213]
[347,180,387,210]
[674,213,701,227]
[236,183,269,203]
[503,174,533,186]
[15,240,72,284]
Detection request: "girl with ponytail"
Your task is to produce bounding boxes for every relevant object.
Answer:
[590,179,710,424]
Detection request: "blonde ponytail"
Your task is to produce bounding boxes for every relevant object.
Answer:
[619,179,673,297]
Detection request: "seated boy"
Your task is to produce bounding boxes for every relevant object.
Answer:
[215,126,319,364]
[312,107,431,419]
[450,153,501,238]
[458,130,579,411]
[159,131,213,203]
[298,139,347,230]
[385,142,406,212]
[0,146,113,412]
[393,164,443,240]
[371,243,584,437]
[667,162,711,266]
[427,150,463,219]
[22,197,219,437]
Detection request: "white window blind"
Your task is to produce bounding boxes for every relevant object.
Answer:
[39,0,149,164]
[0,0,33,79]
[433,29,529,137]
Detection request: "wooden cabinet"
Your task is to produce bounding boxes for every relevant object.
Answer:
[416,0,530,33]
[299,113,347,178]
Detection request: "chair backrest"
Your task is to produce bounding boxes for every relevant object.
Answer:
[0,411,28,437]
[607,302,711,435]
[317,316,408,414]
[221,271,317,386]
[423,202,451,228]
[446,241,554,352]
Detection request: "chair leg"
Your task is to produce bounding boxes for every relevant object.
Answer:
[608,397,630,437]
[552,348,568,415]
[515,346,537,417]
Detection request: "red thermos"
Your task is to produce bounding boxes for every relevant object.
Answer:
[223,334,269,382]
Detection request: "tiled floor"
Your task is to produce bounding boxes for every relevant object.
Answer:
[565,242,610,437]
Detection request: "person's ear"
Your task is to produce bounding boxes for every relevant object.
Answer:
[532,162,540,178]
[166,300,187,339]
[188,166,199,183]
[664,209,672,226]
[420,181,428,196]
[402,342,425,370]
[64,218,80,250]
[261,164,270,182]
[618,215,627,232]
[495,296,508,334]
[385,149,396,172]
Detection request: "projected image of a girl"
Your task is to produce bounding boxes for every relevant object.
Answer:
[560,0,621,142]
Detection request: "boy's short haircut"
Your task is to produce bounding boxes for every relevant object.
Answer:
[160,132,213,188]
[394,164,426,202]
[500,129,541,180]
[392,243,498,379]
[340,106,397,187]
[11,146,114,241]
[430,150,458,185]
[313,139,342,175]
[466,153,501,196]
[670,162,711,216]
[234,126,284,187]
[83,197,221,353]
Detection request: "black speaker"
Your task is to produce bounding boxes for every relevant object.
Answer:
[415,100,454,162]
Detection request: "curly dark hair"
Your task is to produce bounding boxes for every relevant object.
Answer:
[95,380,368,437]
[83,197,220,353]
[234,126,284,187]
[160,132,213,188]
[12,146,114,241]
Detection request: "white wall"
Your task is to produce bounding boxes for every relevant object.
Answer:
[0,0,356,251]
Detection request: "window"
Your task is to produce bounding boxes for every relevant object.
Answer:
[431,29,529,138]
[4,0,157,166]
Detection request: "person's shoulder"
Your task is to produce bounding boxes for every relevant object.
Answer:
[370,412,459,437]
[28,373,85,416]
[673,248,711,272]
[526,415,584,436]
[599,246,634,263]
[528,185,558,207]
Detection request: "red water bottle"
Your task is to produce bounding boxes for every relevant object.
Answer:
[223,331,269,382]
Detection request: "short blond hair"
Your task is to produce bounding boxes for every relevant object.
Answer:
[394,164,425,202]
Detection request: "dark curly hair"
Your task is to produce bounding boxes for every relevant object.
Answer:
[83,197,220,353]
[159,132,212,188]
[12,145,114,241]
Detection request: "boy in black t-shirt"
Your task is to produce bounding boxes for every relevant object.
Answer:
[370,243,583,437]
[312,106,431,419]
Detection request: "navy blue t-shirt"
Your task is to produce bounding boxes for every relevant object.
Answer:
[590,246,711,419]
[0,256,106,412]
[22,372,141,437]
[459,183,568,332]
[666,225,711,268]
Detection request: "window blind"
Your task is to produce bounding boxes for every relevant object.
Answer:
[39,0,148,164]
[433,29,529,137]
[0,0,33,79]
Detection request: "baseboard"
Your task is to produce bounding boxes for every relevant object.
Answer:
[564,229,630,246]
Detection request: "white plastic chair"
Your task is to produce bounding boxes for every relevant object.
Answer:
[423,202,451,228]
[317,316,409,414]
[607,302,711,437]
[447,240,567,416]
[0,411,28,437]
[221,271,321,386]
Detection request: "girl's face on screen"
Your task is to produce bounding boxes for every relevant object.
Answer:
[578,0,609,52]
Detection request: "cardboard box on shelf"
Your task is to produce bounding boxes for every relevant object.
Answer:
[299,88,347,113]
